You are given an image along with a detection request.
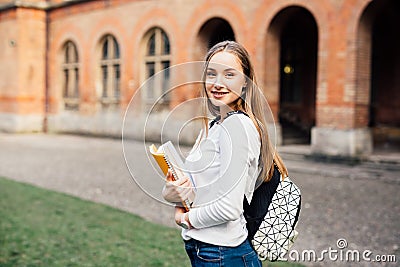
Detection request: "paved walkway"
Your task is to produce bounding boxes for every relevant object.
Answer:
[0,133,399,267]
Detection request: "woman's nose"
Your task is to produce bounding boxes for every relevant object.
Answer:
[214,75,225,88]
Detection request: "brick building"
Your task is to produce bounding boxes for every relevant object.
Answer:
[0,0,399,158]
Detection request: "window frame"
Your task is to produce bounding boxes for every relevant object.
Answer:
[142,28,171,104]
[99,34,121,107]
[61,40,80,110]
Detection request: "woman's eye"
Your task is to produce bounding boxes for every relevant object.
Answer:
[225,72,235,78]
[206,72,216,78]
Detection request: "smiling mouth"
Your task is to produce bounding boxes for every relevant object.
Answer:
[211,91,229,96]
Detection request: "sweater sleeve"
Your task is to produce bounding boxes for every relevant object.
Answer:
[188,115,259,229]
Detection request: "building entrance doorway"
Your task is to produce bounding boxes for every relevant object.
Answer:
[359,0,400,152]
[271,7,318,145]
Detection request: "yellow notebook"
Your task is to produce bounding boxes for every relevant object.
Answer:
[149,141,193,211]
[149,144,170,175]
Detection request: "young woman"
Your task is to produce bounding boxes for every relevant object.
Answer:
[162,41,287,266]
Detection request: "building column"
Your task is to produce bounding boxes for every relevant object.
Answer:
[310,3,373,159]
[0,5,47,132]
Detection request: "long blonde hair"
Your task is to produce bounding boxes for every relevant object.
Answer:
[200,41,288,184]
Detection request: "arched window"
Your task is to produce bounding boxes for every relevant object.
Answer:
[100,34,120,105]
[62,41,79,110]
[143,28,171,102]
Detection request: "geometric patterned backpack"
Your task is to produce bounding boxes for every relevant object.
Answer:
[243,165,301,261]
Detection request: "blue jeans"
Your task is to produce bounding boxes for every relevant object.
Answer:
[184,238,262,267]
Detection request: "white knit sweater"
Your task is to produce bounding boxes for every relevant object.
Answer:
[183,113,261,246]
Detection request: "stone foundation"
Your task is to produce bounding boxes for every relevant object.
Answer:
[311,127,372,158]
[0,113,43,133]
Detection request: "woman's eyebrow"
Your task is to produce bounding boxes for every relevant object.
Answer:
[206,67,238,72]
[224,68,238,72]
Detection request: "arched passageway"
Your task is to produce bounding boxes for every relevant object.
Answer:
[195,18,235,60]
[358,0,400,152]
[267,7,318,145]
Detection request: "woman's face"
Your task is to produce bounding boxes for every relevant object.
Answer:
[205,51,246,109]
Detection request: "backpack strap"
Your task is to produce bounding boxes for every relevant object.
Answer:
[273,161,285,182]
[209,110,249,129]
[209,116,220,129]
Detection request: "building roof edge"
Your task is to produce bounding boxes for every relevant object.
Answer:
[0,0,96,12]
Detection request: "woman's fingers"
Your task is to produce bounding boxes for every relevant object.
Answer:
[166,169,174,182]
[163,172,194,202]
[174,206,186,225]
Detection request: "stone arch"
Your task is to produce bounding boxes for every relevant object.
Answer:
[194,17,236,60]
[184,1,248,62]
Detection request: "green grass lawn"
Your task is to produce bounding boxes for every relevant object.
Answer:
[0,177,304,267]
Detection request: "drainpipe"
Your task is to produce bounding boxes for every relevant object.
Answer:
[43,1,50,133]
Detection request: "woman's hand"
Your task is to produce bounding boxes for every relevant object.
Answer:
[162,170,195,203]
[174,206,192,229]
[174,206,186,226]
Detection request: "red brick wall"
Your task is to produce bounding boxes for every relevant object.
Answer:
[4,0,397,136]
[0,6,46,115]
[0,8,18,113]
